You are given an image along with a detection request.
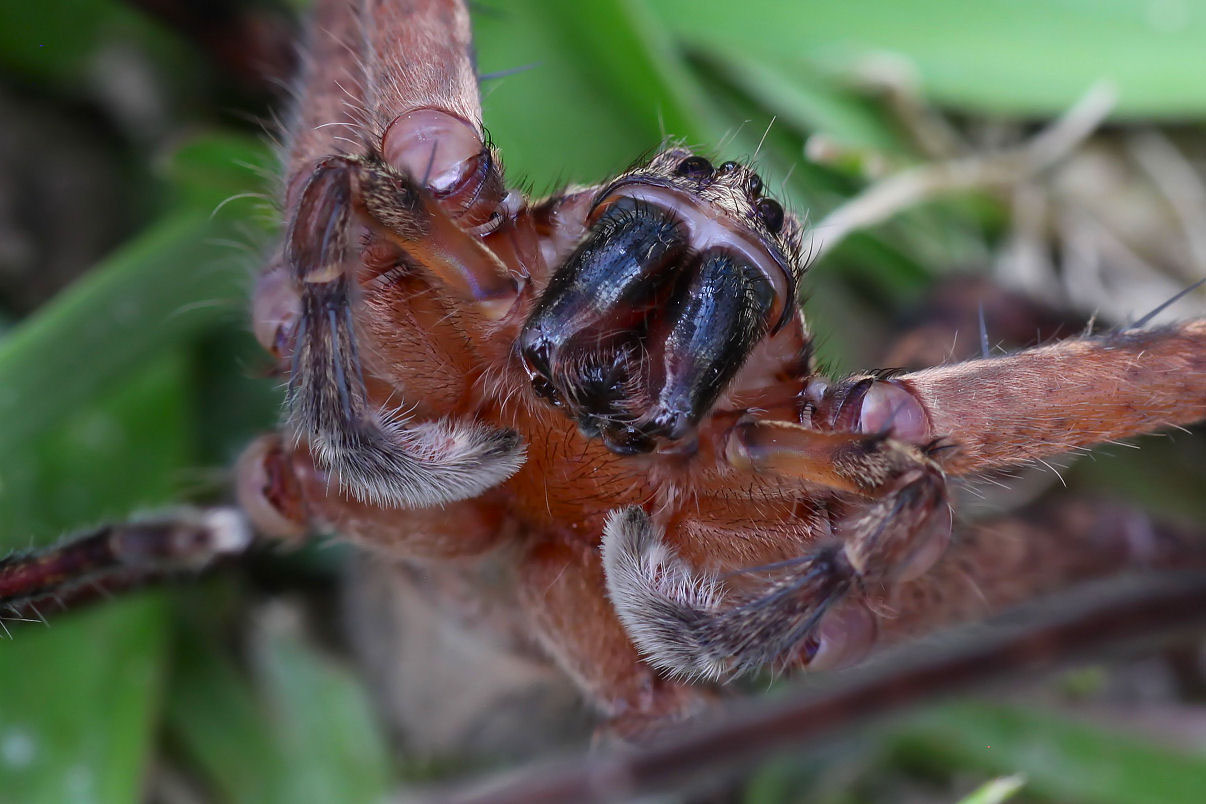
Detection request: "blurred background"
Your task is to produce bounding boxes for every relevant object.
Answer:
[0,0,1205,801]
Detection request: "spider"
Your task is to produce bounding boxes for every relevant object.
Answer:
[3,0,1206,751]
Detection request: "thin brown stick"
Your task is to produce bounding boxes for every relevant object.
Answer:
[432,571,1206,804]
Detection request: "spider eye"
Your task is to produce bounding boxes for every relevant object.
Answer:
[745,173,763,197]
[718,160,740,174]
[756,197,784,234]
[675,155,713,180]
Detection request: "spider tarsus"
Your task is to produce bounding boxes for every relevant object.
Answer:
[602,506,727,680]
[602,506,854,681]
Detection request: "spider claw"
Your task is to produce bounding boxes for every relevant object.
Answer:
[802,600,878,671]
[841,467,950,584]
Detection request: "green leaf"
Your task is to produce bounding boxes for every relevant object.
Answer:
[164,133,280,215]
[254,610,393,802]
[958,774,1027,804]
[0,356,190,803]
[473,0,662,189]
[0,150,266,495]
[166,609,393,804]
[0,214,244,491]
[0,132,270,802]
[0,598,169,804]
[648,0,1206,119]
[474,0,724,187]
[165,618,301,804]
[694,43,906,152]
[536,0,725,144]
[890,700,1206,804]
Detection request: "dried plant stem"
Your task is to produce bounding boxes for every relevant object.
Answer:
[806,83,1117,261]
[1128,129,1206,277]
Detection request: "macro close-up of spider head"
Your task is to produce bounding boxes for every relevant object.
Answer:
[2,0,1206,801]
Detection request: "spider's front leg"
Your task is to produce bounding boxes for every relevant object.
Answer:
[896,320,1206,473]
[602,318,1206,681]
[603,413,953,679]
[263,0,539,511]
[284,147,525,508]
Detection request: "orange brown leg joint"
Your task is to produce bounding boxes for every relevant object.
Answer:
[236,434,511,559]
[516,534,710,734]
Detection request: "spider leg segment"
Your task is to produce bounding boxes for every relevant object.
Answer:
[0,509,251,615]
[275,0,538,509]
[605,423,950,679]
[285,153,525,509]
[898,320,1206,475]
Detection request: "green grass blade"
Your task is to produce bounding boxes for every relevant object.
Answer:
[648,0,1206,119]
[890,700,1206,804]
[0,132,270,802]
[0,213,246,465]
[166,609,394,804]
[0,356,191,802]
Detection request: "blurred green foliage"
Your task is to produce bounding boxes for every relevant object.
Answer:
[0,0,1204,801]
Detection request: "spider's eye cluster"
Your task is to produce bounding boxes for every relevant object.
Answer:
[674,155,713,180]
[673,155,784,235]
[756,198,784,234]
